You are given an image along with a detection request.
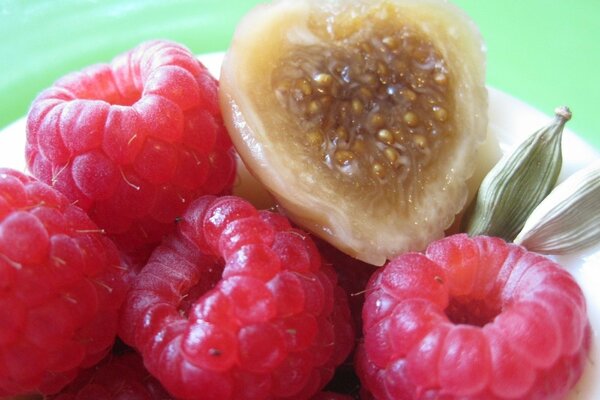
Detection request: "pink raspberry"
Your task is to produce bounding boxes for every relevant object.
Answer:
[26,40,236,262]
[119,196,355,400]
[356,233,591,400]
[0,169,129,397]
[49,351,171,400]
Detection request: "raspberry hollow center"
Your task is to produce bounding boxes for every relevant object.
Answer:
[178,260,225,317]
[73,64,143,107]
[445,296,501,328]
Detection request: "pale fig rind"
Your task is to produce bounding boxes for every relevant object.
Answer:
[220,0,488,265]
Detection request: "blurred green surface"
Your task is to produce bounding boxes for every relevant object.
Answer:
[1,0,598,149]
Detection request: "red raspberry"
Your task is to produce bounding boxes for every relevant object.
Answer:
[49,351,171,400]
[356,234,591,400]
[119,195,355,400]
[0,169,129,397]
[25,40,236,262]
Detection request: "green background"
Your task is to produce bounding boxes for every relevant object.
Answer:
[1,0,599,150]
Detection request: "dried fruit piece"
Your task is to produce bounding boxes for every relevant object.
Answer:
[356,234,591,399]
[119,196,354,400]
[26,40,236,262]
[0,168,129,397]
[220,0,488,265]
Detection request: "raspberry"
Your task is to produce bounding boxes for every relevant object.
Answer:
[119,196,355,400]
[49,351,171,400]
[356,233,591,400]
[26,40,236,262]
[0,169,129,397]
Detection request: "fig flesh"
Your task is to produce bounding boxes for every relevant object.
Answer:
[220,0,488,265]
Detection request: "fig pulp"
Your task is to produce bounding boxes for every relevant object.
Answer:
[220,0,488,265]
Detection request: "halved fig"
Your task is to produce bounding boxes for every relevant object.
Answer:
[220,0,488,265]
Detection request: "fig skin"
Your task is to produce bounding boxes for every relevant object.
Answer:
[220,0,488,265]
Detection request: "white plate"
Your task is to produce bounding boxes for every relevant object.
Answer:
[0,53,598,399]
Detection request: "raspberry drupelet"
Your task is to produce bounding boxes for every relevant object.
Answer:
[356,234,591,400]
[0,168,129,397]
[119,196,355,400]
[25,40,236,263]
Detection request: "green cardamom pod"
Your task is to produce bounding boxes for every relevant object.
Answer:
[462,106,571,241]
[514,159,600,254]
